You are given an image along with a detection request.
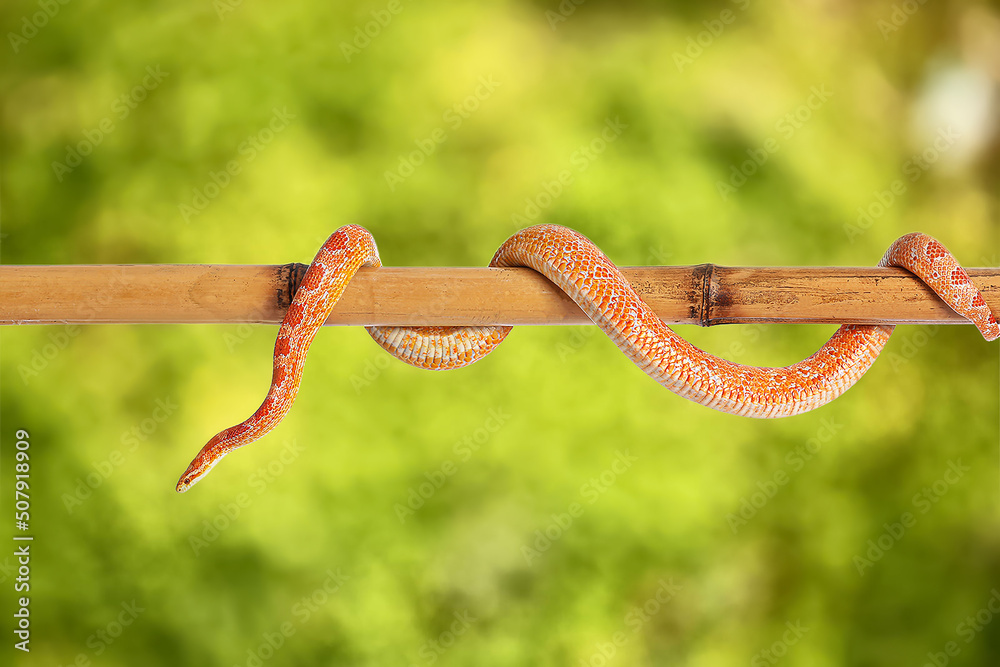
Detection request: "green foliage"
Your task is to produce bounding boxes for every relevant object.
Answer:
[2,0,999,665]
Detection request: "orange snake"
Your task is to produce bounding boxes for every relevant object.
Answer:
[176,225,999,492]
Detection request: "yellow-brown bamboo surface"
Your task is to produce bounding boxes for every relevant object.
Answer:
[1,264,998,327]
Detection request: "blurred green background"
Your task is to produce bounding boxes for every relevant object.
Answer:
[2,0,1000,664]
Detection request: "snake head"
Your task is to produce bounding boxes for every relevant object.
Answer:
[175,432,228,493]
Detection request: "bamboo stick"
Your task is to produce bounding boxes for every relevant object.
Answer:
[0,264,997,327]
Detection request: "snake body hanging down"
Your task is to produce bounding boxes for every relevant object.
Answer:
[176,225,999,492]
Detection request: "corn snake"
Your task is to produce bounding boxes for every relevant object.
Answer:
[176,225,998,492]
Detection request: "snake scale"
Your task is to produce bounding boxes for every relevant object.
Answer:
[176,225,998,492]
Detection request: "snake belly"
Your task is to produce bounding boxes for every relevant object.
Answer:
[175,225,998,491]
